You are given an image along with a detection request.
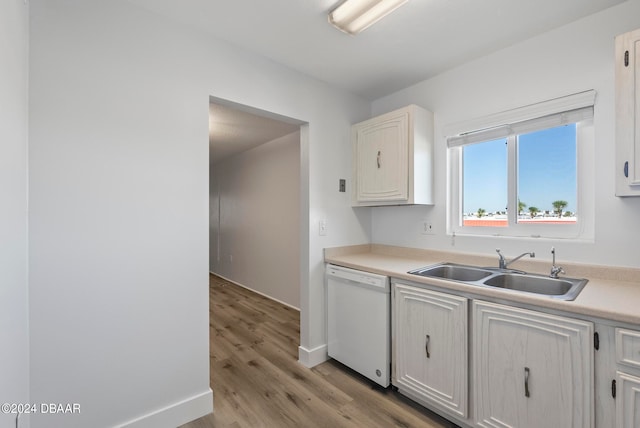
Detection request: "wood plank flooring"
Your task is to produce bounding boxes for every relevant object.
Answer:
[180,274,454,428]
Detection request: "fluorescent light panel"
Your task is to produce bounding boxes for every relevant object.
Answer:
[328,0,409,34]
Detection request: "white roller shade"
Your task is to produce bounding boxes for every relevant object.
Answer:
[446,90,596,148]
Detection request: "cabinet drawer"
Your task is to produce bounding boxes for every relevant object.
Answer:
[616,328,640,369]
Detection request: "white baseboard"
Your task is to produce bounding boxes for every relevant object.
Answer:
[210,272,300,311]
[298,344,328,368]
[117,388,213,428]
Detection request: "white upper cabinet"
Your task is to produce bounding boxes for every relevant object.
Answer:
[615,28,640,196]
[352,105,433,206]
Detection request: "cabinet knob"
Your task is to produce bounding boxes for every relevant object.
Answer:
[524,367,531,398]
[624,161,629,178]
[377,151,381,169]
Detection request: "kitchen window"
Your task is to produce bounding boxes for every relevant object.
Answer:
[447,91,595,240]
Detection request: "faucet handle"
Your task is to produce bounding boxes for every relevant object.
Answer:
[550,265,565,279]
[496,249,505,269]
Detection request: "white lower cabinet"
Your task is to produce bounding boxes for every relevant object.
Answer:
[473,300,594,428]
[616,371,640,428]
[615,328,640,428]
[387,280,615,427]
[392,281,468,419]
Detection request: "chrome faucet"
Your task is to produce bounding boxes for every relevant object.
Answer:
[550,247,565,278]
[496,248,535,269]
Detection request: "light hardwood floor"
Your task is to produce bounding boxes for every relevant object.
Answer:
[180,274,453,428]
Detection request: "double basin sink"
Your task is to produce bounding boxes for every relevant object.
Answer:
[408,263,587,301]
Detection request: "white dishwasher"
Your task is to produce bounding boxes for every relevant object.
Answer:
[326,264,390,387]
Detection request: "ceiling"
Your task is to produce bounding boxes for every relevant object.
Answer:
[124,0,626,162]
[208,102,300,164]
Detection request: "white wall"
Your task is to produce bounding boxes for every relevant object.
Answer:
[0,1,30,428]
[371,0,640,269]
[29,1,213,426]
[28,1,370,426]
[211,131,301,309]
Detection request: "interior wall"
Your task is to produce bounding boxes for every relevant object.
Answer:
[211,131,301,309]
[28,1,370,426]
[29,1,213,426]
[371,0,640,269]
[0,1,30,427]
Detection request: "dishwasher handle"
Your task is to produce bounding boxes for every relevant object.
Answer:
[326,265,389,291]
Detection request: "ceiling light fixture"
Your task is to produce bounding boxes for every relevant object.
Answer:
[328,0,409,35]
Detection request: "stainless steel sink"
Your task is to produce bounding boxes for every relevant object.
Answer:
[483,273,587,300]
[408,262,588,301]
[409,263,493,282]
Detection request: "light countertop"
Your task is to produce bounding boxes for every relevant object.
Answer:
[325,244,640,326]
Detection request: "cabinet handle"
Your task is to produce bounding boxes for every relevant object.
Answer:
[624,161,629,178]
[612,379,617,398]
[524,367,530,398]
[377,151,381,169]
[425,334,430,358]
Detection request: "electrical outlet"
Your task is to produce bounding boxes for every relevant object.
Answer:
[421,220,435,235]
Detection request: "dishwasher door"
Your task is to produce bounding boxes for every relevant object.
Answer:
[326,264,390,387]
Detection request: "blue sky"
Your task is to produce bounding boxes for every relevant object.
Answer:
[463,125,577,214]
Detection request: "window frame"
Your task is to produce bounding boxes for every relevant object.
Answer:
[446,92,595,241]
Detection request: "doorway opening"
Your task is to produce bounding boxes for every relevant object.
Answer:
[208,96,306,310]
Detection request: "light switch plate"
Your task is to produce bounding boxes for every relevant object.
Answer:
[319,219,327,236]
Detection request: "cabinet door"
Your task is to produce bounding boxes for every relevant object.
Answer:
[354,110,409,202]
[615,28,640,196]
[393,283,467,418]
[474,301,593,428]
[616,371,640,428]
